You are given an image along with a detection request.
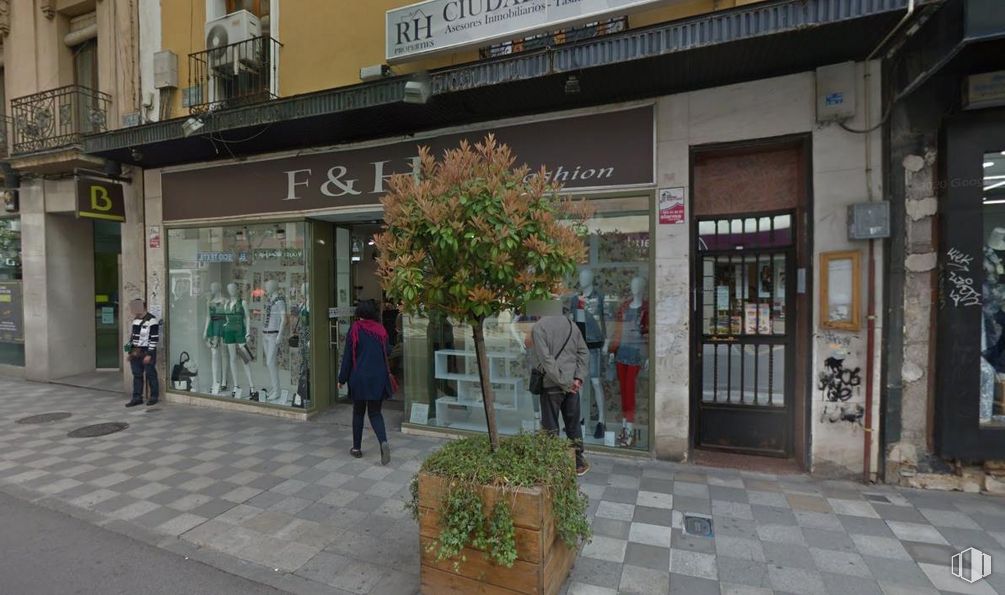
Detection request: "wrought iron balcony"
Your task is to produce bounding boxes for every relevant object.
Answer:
[188,36,281,113]
[10,85,111,155]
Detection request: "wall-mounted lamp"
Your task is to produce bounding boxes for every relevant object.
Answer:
[403,80,431,105]
[564,74,581,95]
[182,117,205,137]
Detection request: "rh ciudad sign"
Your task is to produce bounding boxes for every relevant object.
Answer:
[386,0,664,62]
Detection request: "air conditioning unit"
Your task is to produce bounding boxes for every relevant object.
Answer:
[205,10,261,73]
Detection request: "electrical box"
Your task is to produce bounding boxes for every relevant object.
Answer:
[153,50,179,89]
[848,202,890,240]
[816,61,857,123]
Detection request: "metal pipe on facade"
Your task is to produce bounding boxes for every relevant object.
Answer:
[862,0,916,485]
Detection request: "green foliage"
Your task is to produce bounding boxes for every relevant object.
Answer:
[411,432,591,568]
[375,135,589,326]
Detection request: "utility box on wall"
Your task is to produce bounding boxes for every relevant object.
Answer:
[153,50,179,89]
[816,62,857,123]
[848,202,890,240]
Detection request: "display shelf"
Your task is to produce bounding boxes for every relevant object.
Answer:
[433,348,537,432]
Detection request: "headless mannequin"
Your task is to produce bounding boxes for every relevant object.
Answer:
[225,282,257,399]
[573,269,607,439]
[204,282,229,394]
[609,276,649,447]
[262,279,287,402]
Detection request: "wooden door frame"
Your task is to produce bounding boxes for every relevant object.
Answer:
[687,134,813,470]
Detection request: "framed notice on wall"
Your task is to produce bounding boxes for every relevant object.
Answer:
[658,187,686,224]
[0,282,24,343]
[819,251,860,331]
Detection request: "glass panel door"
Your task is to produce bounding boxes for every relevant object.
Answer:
[694,214,794,456]
[94,220,121,369]
[330,226,354,401]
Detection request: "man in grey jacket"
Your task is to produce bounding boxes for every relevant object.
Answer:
[532,310,591,475]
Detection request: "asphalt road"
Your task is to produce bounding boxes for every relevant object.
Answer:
[0,491,283,595]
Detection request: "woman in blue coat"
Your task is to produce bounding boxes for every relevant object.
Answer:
[338,299,395,464]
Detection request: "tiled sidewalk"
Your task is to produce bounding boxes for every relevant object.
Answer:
[0,377,1002,595]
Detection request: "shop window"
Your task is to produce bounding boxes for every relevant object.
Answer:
[166,222,311,410]
[402,195,652,451]
[0,217,24,366]
[980,149,1005,427]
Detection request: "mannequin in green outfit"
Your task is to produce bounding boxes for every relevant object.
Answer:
[225,282,258,400]
[204,282,229,394]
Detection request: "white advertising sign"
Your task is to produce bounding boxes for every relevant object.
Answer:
[386,0,665,62]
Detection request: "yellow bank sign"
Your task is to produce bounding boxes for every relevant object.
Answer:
[76,177,126,222]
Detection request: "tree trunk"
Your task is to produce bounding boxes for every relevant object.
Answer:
[471,319,500,451]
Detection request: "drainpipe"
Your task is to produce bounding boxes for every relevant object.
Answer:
[860,0,916,484]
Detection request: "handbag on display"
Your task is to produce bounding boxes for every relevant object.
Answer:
[237,343,255,364]
[170,351,198,391]
[293,369,309,408]
[288,335,300,348]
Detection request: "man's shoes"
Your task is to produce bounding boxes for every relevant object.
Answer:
[380,442,391,466]
[125,400,143,407]
[576,459,590,477]
[594,422,605,440]
[146,399,158,406]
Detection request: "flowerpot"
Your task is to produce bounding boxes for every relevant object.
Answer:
[417,471,578,595]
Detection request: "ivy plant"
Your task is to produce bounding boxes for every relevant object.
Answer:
[408,432,591,568]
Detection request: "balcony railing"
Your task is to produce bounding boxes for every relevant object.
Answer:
[10,85,111,155]
[188,36,281,113]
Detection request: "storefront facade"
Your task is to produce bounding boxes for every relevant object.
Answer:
[146,105,662,453]
[136,62,886,473]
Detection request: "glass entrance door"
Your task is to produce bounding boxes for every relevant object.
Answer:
[94,221,121,369]
[330,226,354,401]
[694,213,795,456]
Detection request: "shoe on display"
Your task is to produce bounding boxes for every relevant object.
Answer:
[125,400,143,408]
[594,422,605,440]
[249,391,260,402]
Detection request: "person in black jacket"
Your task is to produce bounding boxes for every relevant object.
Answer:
[126,299,160,407]
[338,300,394,464]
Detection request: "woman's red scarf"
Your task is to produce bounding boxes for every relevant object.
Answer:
[350,319,387,365]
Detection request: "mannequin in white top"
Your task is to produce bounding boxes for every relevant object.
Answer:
[225,282,257,400]
[572,269,607,439]
[262,279,287,402]
[203,282,229,394]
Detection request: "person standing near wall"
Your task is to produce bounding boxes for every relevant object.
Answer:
[532,307,591,476]
[125,299,160,407]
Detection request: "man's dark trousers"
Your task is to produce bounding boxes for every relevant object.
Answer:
[130,349,159,403]
[540,387,585,467]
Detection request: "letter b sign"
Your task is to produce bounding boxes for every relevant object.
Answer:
[77,177,126,222]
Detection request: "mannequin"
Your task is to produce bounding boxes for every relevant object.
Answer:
[203,281,229,394]
[570,269,607,439]
[224,282,257,400]
[262,279,287,402]
[293,282,310,407]
[608,276,649,448]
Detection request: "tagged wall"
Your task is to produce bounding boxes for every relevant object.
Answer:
[653,63,883,475]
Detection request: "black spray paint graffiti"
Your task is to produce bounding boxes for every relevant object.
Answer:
[946,247,981,308]
[821,403,865,425]
[817,356,862,403]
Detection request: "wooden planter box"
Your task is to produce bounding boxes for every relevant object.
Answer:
[418,471,578,595]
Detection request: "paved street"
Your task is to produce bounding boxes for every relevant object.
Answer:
[0,490,280,595]
[0,377,1003,595]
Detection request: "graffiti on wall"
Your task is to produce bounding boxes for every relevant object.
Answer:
[818,355,862,403]
[946,247,981,308]
[821,403,865,425]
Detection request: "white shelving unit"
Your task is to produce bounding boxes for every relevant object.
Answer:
[433,349,538,433]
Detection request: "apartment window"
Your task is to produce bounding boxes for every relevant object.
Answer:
[226,0,268,18]
[73,39,98,90]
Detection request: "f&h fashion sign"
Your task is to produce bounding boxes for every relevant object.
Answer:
[161,106,654,221]
[386,0,665,62]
